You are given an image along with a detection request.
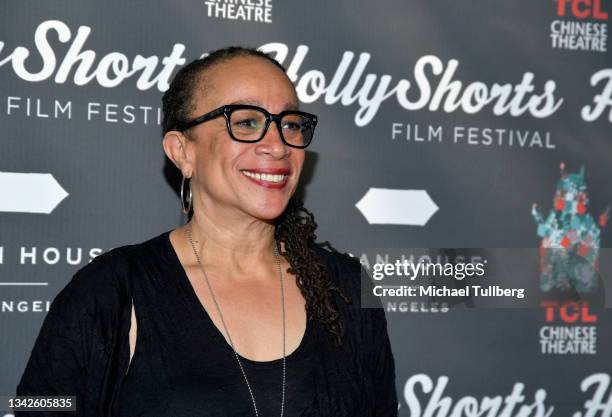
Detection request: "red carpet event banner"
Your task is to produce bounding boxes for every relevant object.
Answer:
[1,1,611,416]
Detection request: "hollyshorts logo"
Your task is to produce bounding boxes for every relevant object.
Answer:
[1,20,612,129]
[531,162,609,355]
[401,372,612,417]
[551,0,609,52]
[204,0,272,23]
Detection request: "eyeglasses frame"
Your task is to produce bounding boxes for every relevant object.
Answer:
[177,104,318,149]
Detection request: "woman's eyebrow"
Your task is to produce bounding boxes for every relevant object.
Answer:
[228,99,300,111]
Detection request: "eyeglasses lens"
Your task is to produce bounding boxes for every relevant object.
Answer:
[229,109,313,147]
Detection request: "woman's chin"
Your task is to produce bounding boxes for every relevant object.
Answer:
[247,201,291,222]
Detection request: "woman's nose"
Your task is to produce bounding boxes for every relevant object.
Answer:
[255,121,289,158]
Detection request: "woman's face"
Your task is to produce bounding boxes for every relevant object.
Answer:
[185,56,305,222]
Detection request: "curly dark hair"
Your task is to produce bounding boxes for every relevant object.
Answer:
[162,46,352,346]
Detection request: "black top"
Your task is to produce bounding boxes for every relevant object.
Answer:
[117,231,318,416]
[16,230,398,417]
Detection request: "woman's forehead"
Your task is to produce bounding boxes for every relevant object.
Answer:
[195,58,298,110]
[207,55,289,86]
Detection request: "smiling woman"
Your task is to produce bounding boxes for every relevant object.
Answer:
[16,46,398,417]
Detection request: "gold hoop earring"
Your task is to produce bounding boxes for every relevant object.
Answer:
[180,175,192,214]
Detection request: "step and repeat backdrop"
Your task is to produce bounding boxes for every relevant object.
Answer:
[1,1,611,416]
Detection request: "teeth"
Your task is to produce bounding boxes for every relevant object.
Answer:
[242,171,287,183]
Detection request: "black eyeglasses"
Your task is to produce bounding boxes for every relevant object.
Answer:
[177,104,318,149]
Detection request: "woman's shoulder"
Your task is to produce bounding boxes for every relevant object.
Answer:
[309,242,360,268]
[58,231,170,309]
[308,241,365,300]
[308,240,382,312]
[309,241,361,273]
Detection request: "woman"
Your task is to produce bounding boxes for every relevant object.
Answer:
[16,46,398,417]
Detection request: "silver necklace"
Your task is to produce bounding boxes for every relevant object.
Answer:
[186,224,286,417]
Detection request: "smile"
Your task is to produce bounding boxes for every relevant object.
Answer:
[241,170,289,188]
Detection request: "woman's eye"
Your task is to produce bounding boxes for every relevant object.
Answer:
[282,121,301,131]
[235,118,260,129]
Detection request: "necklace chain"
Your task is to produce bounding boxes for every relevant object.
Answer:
[186,223,286,417]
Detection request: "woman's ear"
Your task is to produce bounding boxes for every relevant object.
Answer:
[162,131,193,178]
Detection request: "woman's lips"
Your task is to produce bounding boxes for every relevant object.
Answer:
[241,169,290,189]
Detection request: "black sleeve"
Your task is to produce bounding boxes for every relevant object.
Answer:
[361,265,399,417]
[368,306,399,417]
[15,256,123,417]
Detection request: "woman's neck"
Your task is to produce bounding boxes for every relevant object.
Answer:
[183,207,279,278]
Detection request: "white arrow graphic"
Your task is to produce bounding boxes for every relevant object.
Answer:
[356,188,438,226]
[0,171,69,214]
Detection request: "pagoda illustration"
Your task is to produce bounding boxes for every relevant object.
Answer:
[531,163,609,292]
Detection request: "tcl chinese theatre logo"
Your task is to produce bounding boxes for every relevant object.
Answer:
[550,0,609,52]
[539,301,597,355]
[204,0,272,23]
